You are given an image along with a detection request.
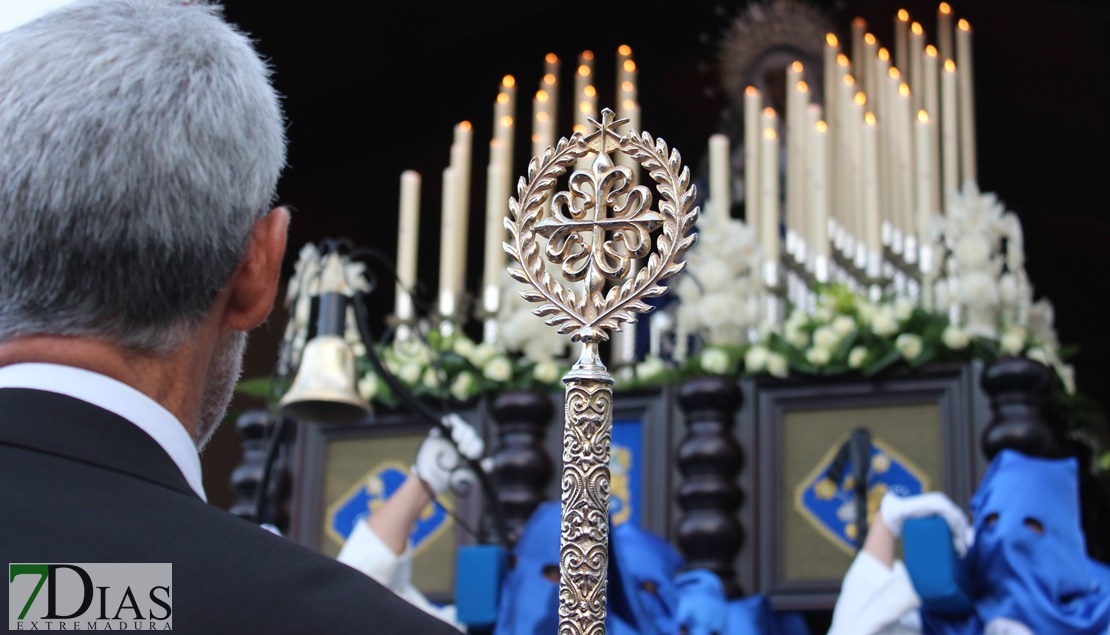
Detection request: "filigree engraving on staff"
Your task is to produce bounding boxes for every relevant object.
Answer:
[504,107,699,635]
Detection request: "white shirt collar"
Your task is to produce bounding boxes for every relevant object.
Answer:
[0,362,207,501]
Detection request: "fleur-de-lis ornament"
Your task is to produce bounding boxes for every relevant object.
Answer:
[504,108,699,635]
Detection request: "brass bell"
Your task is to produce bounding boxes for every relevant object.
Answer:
[279,333,370,424]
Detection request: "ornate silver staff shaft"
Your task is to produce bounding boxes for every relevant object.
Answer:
[505,108,699,635]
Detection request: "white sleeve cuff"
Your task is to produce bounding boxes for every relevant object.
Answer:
[335,520,412,587]
[828,552,922,635]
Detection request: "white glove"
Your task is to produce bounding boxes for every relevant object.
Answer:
[879,491,972,557]
[411,413,485,495]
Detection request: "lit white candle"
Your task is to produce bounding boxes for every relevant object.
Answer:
[810,119,830,261]
[956,18,977,187]
[862,33,879,105]
[804,102,822,253]
[923,45,941,217]
[914,109,936,243]
[861,112,881,258]
[396,170,421,321]
[909,21,925,112]
[840,74,861,242]
[894,9,910,77]
[482,140,509,314]
[937,2,954,65]
[532,89,550,161]
[744,86,762,236]
[709,133,731,224]
[940,59,959,209]
[851,17,867,68]
[438,166,460,318]
[785,61,804,252]
[495,75,517,175]
[823,33,840,140]
[573,50,595,134]
[760,124,780,265]
[894,79,915,242]
[450,121,473,247]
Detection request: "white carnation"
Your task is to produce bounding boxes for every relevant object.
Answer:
[468,343,498,367]
[636,355,666,380]
[399,362,423,386]
[694,259,733,291]
[954,234,992,268]
[806,346,831,366]
[958,271,999,307]
[1025,346,1053,368]
[998,273,1018,306]
[848,346,868,369]
[357,373,380,401]
[942,325,969,350]
[745,345,769,373]
[698,293,736,329]
[767,353,789,378]
[831,315,856,337]
[450,371,478,401]
[999,325,1027,355]
[896,333,923,360]
[483,355,513,382]
[894,299,915,321]
[871,307,899,337]
[533,360,563,384]
[813,326,841,351]
[786,325,810,349]
[701,347,730,375]
[452,336,476,358]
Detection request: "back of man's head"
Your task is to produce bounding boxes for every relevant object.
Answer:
[0,0,286,353]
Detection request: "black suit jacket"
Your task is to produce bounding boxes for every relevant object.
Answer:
[0,387,460,634]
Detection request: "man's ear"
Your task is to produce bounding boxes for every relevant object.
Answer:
[223,206,290,331]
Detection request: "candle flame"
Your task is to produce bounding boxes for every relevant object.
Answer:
[459,121,472,131]
[911,21,923,36]
[578,101,591,114]
[917,109,929,123]
[577,64,591,77]
[899,82,910,97]
[745,85,760,97]
[843,74,855,86]
[944,59,956,72]
[536,89,549,102]
[816,120,828,133]
[545,53,558,64]
[620,80,635,93]
[826,33,838,47]
[500,115,513,128]
[853,16,866,28]
[791,60,804,72]
[623,59,637,73]
[925,44,938,57]
[837,53,850,68]
[854,92,867,106]
[762,107,776,118]
[537,112,549,123]
[939,2,952,15]
[618,44,632,56]
[958,18,971,32]
[864,33,877,45]
[497,92,509,105]
[502,75,515,89]
[543,73,556,87]
[878,47,890,61]
[797,80,809,93]
[889,67,901,79]
[585,85,597,97]
[580,50,594,61]
[622,98,636,111]
[897,9,910,22]
[763,128,777,141]
[865,111,876,125]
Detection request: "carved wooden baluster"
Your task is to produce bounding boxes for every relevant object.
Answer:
[490,390,555,545]
[675,375,744,597]
[980,356,1057,459]
[229,409,294,533]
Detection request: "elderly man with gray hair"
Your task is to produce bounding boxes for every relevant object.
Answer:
[0,1,460,633]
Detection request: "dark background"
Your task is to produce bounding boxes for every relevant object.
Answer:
[205,0,1110,512]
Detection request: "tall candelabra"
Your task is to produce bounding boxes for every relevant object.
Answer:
[504,108,698,635]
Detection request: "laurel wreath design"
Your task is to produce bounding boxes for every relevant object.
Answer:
[504,118,699,344]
